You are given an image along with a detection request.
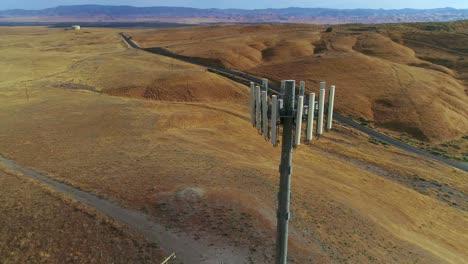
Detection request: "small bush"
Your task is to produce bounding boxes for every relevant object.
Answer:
[358,117,371,127]
[369,137,389,146]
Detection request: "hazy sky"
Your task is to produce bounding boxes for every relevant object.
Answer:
[2,0,468,10]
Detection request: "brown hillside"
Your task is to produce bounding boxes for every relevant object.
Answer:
[0,169,164,263]
[0,26,467,263]
[131,24,468,143]
[0,27,248,103]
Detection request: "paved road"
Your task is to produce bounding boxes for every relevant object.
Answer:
[120,33,468,172]
[120,33,140,48]
[333,114,468,171]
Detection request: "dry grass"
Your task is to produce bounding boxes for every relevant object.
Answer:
[0,168,164,263]
[131,23,468,144]
[0,26,467,263]
[0,27,248,102]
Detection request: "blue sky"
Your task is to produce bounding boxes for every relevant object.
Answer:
[2,0,468,10]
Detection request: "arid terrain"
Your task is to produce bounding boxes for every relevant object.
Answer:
[129,21,468,160]
[0,25,467,263]
[0,168,164,263]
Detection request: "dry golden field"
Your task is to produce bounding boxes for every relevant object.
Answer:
[130,23,468,146]
[0,27,247,102]
[0,26,467,263]
[0,168,164,263]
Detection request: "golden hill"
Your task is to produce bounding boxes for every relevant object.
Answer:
[0,27,248,103]
[131,24,468,143]
[0,26,466,263]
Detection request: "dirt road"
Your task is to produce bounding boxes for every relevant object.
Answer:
[0,156,253,264]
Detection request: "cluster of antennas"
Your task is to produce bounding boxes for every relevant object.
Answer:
[250,79,336,147]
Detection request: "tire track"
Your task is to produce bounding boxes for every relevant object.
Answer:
[398,38,468,56]
[0,50,124,89]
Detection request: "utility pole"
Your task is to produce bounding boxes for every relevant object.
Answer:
[249,79,336,264]
[276,80,295,264]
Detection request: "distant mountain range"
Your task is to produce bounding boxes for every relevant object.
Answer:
[1,5,468,24]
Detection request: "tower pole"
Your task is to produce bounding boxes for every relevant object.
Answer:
[276,80,295,264]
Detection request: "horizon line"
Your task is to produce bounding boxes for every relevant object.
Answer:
[1,4,467,12]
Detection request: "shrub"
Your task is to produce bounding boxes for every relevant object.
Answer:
[369,137,389,146]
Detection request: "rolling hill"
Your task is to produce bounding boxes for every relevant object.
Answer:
[130,23,468,144]
[0,26,466,263]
